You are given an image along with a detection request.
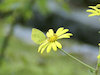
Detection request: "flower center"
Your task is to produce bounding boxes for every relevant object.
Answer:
[48,34,58,42]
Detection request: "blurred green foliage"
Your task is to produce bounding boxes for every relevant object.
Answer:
[0,0,34,24]
[0,0,69,25]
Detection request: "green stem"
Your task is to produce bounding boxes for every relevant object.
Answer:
[60,48,96,71]
[95,46,100,75]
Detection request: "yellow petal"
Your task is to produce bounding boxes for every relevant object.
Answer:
[89,6,100,12]
[48,29,54,36]
[56,27,64,35]
[86,9,97,13]
[55,41,62,49]
[52,42,57,51]
[96,4,100,8]
[56,29,69,36]
[58,33,72,39]
[41,44,48,54]
[47,43,52,53]
[88,14,97,17]
[38,41,48,52]
[46,32,51,37]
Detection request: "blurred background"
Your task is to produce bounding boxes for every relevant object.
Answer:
[0,0,100,75]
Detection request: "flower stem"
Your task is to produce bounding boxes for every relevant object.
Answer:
[95,46,100,75]
[60,48,96,71]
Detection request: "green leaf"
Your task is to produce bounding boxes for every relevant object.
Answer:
[31,28,46,44]
[98,63,100,67]
[89,69,94,73]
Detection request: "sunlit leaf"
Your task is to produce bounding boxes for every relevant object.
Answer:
[31,28,46,44]
[98,63,100,67]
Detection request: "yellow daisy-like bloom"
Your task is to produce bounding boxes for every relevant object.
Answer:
[38,27,73,54]
[86,4,100,17]
[98,43,100,46]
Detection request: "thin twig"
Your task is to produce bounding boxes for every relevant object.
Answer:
[0,23,15,65]
[95,46,100,75]
[60,49,96,71]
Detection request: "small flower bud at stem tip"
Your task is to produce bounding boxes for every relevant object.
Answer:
[97,55,100,59]
[98,43,100,46]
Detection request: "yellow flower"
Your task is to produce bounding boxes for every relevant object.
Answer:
[98,43,100,46]
[86,4,100,17]
[38,27,73,54]
[97,55,100,59]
